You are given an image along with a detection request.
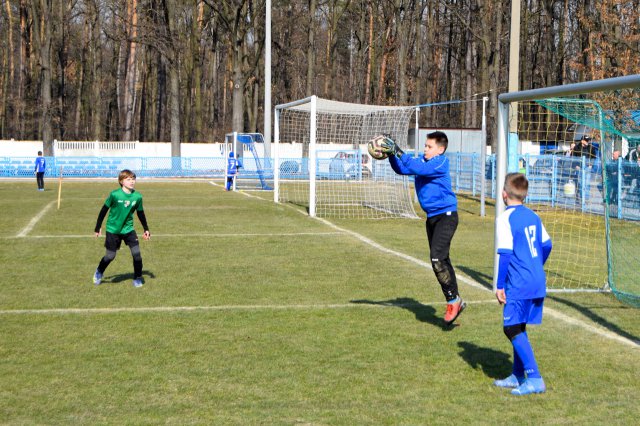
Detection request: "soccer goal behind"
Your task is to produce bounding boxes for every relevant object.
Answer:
[496,75,640,305]
[274,96,419,219]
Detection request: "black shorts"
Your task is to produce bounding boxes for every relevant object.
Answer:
[425,211,458,261]
[105,231,139,251]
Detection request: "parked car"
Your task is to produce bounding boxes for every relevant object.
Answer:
[329,151,372,179]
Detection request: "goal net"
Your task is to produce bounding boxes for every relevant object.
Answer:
[497,77,640,305]
[273,96,419,219]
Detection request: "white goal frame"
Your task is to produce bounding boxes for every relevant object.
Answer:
[494,74,640,292]
[273,95,419,219]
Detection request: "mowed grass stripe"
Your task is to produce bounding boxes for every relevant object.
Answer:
[0,299,498,315]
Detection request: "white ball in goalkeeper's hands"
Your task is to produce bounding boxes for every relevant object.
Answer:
[368,136,389,160]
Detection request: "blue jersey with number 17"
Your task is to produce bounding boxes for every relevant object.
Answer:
[496,205,551,299]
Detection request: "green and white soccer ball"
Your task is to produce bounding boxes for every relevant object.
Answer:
[368,135,389,160]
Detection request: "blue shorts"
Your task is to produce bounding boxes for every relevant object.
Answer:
[503,298,544,326]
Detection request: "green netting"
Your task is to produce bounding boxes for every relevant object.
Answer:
[535,92,640,307]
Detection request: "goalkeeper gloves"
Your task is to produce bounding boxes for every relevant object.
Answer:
[379,135,404,158]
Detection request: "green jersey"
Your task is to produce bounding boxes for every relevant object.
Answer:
[104,188,144,234]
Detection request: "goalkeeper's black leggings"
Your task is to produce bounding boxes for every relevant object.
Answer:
[425,211,459,301]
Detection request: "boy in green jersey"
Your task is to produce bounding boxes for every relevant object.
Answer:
[93,170,150,287]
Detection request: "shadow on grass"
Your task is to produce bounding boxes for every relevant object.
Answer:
[102,270,156,285]
[457,193,496,216]
[548,294,640,345]
[457,341,512,380]
[350,297,459,331]
[456,265,493,290]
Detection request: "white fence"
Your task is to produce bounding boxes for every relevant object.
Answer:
[0,139,380,160]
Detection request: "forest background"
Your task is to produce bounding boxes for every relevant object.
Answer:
[1,0,639,156]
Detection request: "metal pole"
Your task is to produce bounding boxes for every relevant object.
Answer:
[273,108,280,203]
[232,131,238,191]
[493,100,510,291]
[480,96,488,217]
[415,107,419,155]
[508,0,521,133]
[263,0,272,157]
[309,96,317,217]
[499,74,640,103]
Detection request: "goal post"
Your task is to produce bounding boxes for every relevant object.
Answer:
[495,74,640,304]
[273,96,419,219]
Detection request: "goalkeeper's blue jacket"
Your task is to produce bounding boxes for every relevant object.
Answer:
[389,153,457,217]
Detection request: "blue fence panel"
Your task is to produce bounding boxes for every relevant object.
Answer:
[3,154,639,221]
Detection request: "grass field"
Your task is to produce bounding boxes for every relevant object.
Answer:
[0,179,638,425]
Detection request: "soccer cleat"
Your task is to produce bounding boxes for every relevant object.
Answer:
[511,378,546,395]
[93,270,103,286]
[133,278,144,288]
[494,374,524,388]
[443,297,466,325]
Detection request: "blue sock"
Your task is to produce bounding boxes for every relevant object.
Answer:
[512,348,525,378]
[512,332,541,379]
[447,296,460,304]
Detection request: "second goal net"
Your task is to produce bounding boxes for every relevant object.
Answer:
[497,75,640,303]
[273,96,419,219]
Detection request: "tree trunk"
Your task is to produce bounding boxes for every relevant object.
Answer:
[163,0,181,155]
[364,0,374,104]
[193,1,205,141]
[74,19,86,139]
[87,0,102,140]
[396,0,413,105]
[306,0,317,96]
[1,0,15,136]
[122,0,138,141]
[56,0,66,141]
[155,54,166,141]
[169,63,180,154]
[377,23,393,104]
[17,0,29,138]
[30,0,54,155]
[231,57,245,132]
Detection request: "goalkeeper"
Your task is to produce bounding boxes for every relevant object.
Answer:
[378,131,465,325]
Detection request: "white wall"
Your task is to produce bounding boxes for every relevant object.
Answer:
[409,128,484,154]
[0,140,368,159]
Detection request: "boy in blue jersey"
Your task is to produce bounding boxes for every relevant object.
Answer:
[380,131,465,325]
[34,151,46,191]
[494,172,552,395]
[93,170,151,288]
[226,151,240,191]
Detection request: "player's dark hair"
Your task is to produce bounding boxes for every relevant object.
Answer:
[118,169,137,186]
[37,151,42,155]
[427,131,449,152]
[504,172,528,201]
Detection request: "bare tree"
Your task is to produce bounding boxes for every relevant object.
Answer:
[30,0,54,155]
[122,0,139,141]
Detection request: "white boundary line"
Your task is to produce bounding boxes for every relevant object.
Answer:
[16,201,56,237]
[6,232,343,239]
[212,193,639,348]
[0,299,497,315]
[310,216,639,349]
[4,191,638,348]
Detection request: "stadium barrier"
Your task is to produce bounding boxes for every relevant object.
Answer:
[3,152,639,221]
